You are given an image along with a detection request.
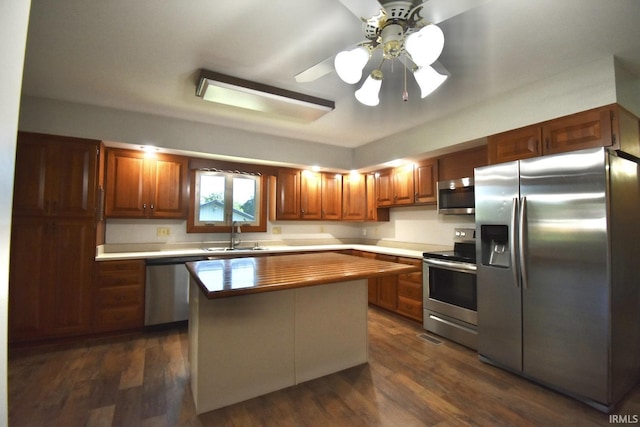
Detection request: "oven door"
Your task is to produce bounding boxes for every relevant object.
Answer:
[423,258,478,326]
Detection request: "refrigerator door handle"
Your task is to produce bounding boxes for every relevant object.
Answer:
[518,196,529,289]
[510,197,520,288]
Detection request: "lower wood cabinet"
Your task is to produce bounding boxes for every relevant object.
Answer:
[358,251,423,322]
[94,260,145,332]
[396,258,423,322]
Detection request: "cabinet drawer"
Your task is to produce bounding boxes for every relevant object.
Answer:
[95,306,143,330]
[97,286,143,308]
[96,260,145,287]
[398,279,422,301]
[397,296,423,321]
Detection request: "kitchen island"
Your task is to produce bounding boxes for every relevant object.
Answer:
[186,252,418,414]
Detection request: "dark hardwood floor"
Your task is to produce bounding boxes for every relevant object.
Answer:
[8,307,640,426]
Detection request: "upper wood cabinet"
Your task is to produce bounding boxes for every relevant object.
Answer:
[274,169,344,220]
[300,170,322,219]
[321,173,342,220]
[414,158,438,204]
[376,164,415,207]
[105,149,188,218]
[488,105,639,164]
[365,174,390,222]
[274,168,301,220]
[13,132,99,218]
[343,173,366,221]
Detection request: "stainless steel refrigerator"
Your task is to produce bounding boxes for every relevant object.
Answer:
[475,147,640,412]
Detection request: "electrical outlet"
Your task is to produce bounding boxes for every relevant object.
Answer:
[272,226,282,235]
[156,227,171,237]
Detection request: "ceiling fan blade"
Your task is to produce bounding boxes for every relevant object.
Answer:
[337,0,383,21]
[295,57,335,83]
[418,0,489,24]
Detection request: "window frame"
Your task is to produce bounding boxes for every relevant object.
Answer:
[187,169,267,233]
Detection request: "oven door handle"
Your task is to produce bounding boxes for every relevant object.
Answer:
[423,258,477,274]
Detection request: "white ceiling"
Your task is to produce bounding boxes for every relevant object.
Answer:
[21,0,640,149]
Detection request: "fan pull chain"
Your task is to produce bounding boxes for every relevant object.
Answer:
[403,63,409,102]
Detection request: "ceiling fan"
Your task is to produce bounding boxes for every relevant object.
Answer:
[295,0,487,106]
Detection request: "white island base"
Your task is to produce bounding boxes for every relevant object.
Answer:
[188,278,368,414]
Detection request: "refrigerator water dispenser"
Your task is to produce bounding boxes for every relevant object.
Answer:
[481,225,510,268]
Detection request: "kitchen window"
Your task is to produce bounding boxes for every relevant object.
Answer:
[187,169,267,233]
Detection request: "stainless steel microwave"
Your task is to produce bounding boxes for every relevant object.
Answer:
[437,177,475,215]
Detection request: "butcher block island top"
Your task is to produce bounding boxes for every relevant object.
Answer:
[186,252,418,299]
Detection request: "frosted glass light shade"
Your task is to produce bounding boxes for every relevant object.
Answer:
[334,46,370,84]
[355,70,383,106]
[413,66,447,98]
[405,24,445,67]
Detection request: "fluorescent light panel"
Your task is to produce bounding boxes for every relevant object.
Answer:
[196,69,334,122]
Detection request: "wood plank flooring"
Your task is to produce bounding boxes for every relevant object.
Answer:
[9,307,640,426]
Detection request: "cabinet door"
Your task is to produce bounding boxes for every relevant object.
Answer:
[13,133,98,218]
[300,170,322,219]
[376,169,393,207]
[392,165,414,205]
[276,169,300,219]
[46,218,95,337]
[414,158,438,204]
[375,255,398,310]
[8,217,48,342]
[148,153,188,218]
[488,125,542,164]
[49,138,98,218]
[542,108,612,155]
[322,173,342,220]
[12,136,48,216]
[106,149,146,217]
[343,173,366,221]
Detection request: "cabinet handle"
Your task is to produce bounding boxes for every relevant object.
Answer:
[143,203,147,211]
[150,204,154,210]
[545,138,550,151]
[415,192,419,199]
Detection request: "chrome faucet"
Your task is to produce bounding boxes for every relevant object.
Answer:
[230,221,241,249]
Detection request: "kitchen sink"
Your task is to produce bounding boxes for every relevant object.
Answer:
[203,246,267,252]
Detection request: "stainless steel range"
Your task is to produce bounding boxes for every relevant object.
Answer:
[423,228,477,349]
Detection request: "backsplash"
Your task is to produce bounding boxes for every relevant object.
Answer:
[104,205,474,249]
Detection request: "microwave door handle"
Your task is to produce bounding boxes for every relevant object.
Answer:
[518,196,529,289]
[510,197,519,288]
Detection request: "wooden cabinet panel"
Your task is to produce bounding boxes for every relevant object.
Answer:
[8,217,48,341]
[148,156,188,218]
[392,165,414,205]
[300,170,322,219]
[487,105,639,165]
[10,133,99,344]
[438,145,488,181]
[488,125,542,164]
[9,217,95,342]
[397,296,423,321]
[342,173,366,221]
[275,169,301,219]
[366,174,389,222]
[322,173,342,220]
[375,169,393,207]
[94,260,145,332]
[13,132,98,218]
[543,108,612,155]
[414,158,438,204]
[105,149,188,218]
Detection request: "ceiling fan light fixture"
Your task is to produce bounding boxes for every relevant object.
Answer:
[405,24,445,67]
[413,66,447,98]
[355,69,383,106]
[335,46,370,84]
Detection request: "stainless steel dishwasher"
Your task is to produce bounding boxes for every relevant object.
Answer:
[145,256,205,326]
